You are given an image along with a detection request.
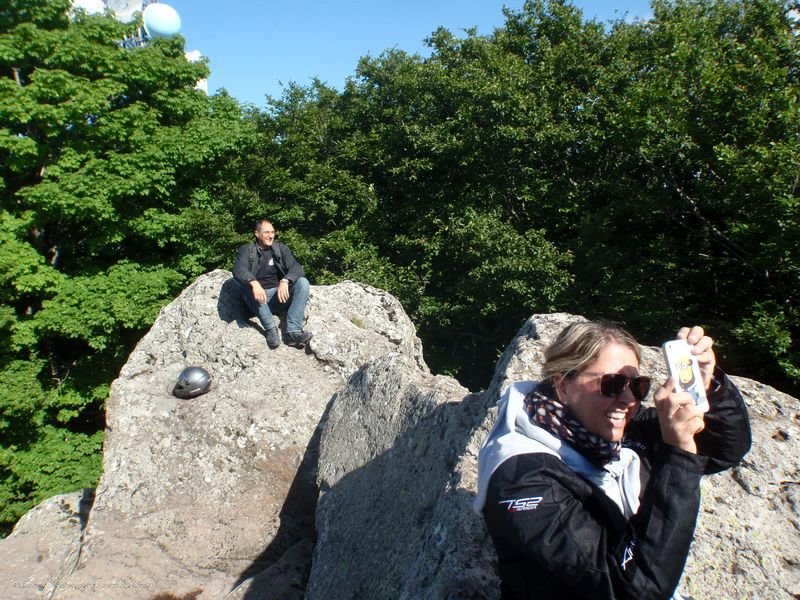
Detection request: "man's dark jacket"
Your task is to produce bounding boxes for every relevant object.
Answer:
[232,241,305,287]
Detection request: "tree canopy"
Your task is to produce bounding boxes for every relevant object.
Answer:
[0,0,255,532]
[246,0,799,390]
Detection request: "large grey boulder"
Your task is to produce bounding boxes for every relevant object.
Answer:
[0,490,93,599]
[308,353,493,599]
[309,312,800,599]
[0,270,425,599]
[3,281,798,599]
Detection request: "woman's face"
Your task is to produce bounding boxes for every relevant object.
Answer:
[555,342,641,443]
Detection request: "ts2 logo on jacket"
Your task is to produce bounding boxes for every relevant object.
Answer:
[498,496,543,512]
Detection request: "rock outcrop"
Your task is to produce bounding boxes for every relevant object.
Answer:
[1,270,425,599]
[309,313,800,598]
[0,490,94,599]
[1,276,798,599]
[308,352,492,599]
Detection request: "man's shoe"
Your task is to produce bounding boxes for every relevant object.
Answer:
[284,330,312,347]
[265,327,281,349]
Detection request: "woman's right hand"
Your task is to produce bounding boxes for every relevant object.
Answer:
[652,377,706,454]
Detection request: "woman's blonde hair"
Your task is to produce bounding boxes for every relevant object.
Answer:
[542,320,641,381]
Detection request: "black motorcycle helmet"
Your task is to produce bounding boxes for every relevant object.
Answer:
[172,366,212,399]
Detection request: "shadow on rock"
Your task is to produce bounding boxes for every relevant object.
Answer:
[304,355,500,599]
[217,277,251,326]
[230,395,336,600]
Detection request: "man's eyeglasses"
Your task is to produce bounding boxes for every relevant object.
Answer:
[578,372,652,401]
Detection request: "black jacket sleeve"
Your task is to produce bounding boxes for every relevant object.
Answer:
[484,448,705,600]
[275,242,305,283]
[626,368,751,475]
[232,243,255,285]
[694,370,751,473]
[231,242,306,286]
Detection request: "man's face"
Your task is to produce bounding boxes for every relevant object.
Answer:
[254,222,275,248]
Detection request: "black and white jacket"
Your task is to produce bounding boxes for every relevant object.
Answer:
[474,372,751,600]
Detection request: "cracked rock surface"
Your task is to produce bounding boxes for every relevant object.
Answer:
[1,286,797,599]
[0,271,425,599]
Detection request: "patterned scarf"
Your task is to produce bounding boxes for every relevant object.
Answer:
[523,381,621,467]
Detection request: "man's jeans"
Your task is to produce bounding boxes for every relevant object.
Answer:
[239,277,310,333]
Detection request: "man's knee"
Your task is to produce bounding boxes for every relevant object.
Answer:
[293,277,310,291]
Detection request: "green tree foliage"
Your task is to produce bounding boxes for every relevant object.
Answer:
[249,25,577,384]
[247,0,798,391]
[0,0,254,532]
[562,0,800,384]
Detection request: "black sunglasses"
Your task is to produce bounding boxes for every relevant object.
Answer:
[580,372,652,401]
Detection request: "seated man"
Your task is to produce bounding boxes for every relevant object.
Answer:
[233,218,312,349]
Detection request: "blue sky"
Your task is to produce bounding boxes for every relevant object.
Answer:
[163,0,653,107]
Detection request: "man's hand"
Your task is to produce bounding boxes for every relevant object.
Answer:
[277,279,290,303]
[250,280,267,304]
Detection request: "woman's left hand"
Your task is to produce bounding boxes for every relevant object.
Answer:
[677,325,716,391]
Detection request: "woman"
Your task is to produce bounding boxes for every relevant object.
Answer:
[474,321,751,600]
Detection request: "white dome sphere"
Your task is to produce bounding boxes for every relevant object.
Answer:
[142,3,181,38]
